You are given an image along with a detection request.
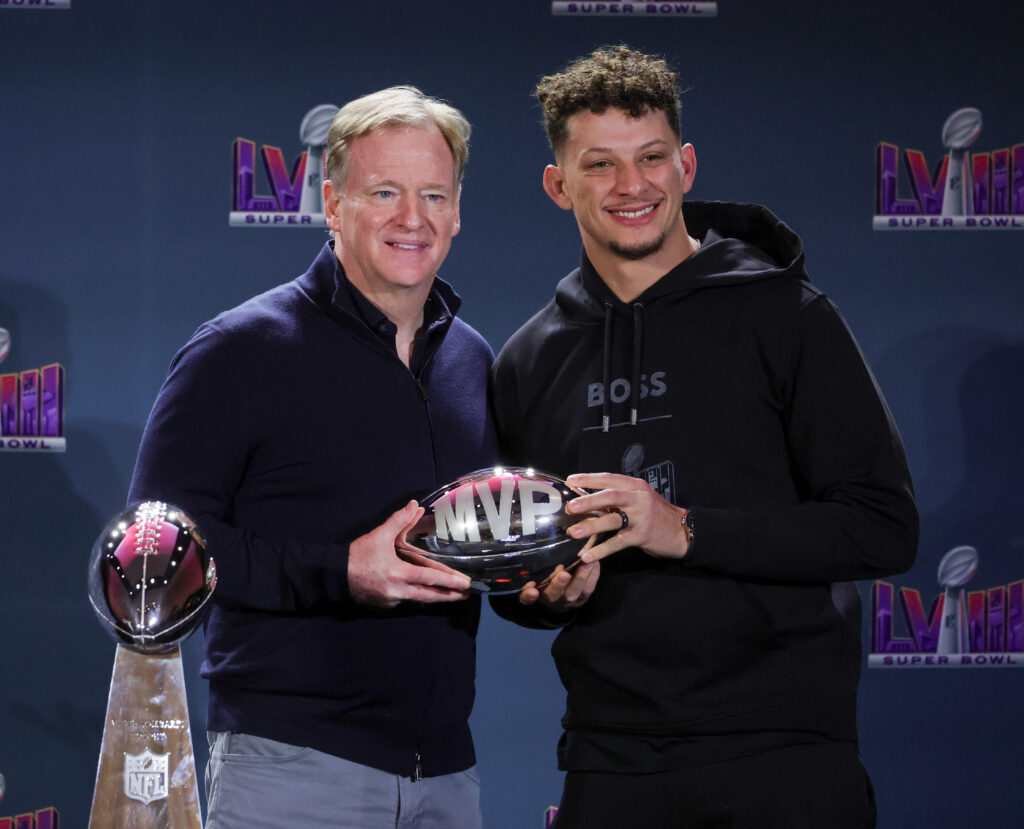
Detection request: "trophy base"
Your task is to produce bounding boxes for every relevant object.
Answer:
[88,644,202,828]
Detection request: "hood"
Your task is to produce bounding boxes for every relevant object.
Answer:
[550,201,807,431]
[555,200,807,323]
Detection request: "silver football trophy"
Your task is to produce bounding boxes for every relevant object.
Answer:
[940,108,982,217]
[404,467,591,593]
[87,502,216,828]
[298,104,338,216]
[936,545,978,655]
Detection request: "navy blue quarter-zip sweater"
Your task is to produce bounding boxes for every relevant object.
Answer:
[129,242,498,778]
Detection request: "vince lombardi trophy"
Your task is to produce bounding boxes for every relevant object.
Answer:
[936,545,978,655]
[940,108,982,217]
[298,104,339,216]
[87,502,217,828]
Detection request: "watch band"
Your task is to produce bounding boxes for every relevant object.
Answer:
[681,508,696,545]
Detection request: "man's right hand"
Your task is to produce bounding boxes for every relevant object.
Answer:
[348,501,472,608]
[518,559,600,611]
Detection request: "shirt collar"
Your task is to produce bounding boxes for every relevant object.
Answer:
[323,240,459,345]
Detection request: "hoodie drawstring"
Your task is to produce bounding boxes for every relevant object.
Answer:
[630,302,644,426]
[601,300,645,432]
[602,302,613,432]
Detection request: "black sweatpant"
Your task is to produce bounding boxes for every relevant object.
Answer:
[552,741,876,829]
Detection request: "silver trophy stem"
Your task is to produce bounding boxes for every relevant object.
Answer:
[88,645,202,828]
[298,146,325,215]
[936,586,965,655]
[941,149,970,216]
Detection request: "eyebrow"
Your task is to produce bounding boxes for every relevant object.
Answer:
[368,178,453,192]
[580,139,668,154]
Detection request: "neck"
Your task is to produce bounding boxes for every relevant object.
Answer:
[337,248,429,369]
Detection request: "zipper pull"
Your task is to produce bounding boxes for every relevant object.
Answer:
[418,383,429,402]
[414,752,423,781]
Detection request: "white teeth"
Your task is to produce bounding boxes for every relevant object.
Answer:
[612,205,654,219]
[392,243,419,250]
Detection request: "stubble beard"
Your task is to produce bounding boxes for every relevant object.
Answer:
[609,230,668,261]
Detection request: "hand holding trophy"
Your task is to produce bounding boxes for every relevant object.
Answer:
[403,467,591,593]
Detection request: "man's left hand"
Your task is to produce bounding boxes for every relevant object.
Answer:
[565,472,692,564]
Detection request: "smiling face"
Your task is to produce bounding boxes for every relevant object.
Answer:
[323,124,461,303]
[543,107,696,278]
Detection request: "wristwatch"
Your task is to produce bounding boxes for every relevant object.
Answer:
[681,508,696,546]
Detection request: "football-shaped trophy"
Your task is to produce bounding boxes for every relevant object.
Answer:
[89,501,216,652]
[87,502,216,829]
[404,467,589,593]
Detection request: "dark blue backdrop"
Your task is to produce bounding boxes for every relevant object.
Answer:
[2,1,1022,826]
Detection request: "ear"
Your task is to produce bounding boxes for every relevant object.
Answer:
[322,179,342,232]
[680,143,697,196]
[542,164,574,211]
[451,185,462,237]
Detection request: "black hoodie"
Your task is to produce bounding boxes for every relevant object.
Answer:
[491,201,918,772]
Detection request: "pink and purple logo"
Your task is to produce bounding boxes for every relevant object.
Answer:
[0,810,59,829]
[869,546,1023,668]
[874,107,1024,230]
[0,330,65,453]
[230,104,337,228]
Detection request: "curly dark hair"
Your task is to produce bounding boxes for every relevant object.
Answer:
[535,45,681,154]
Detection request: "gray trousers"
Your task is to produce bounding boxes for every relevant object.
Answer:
[205,732,483,829]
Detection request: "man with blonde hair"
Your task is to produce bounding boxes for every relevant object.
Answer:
[129,86,496,828]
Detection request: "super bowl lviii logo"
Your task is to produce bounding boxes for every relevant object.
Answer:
[0,328,65,453]
[874,107,1023,229]
[230,104,337,227]
[870,546,1023,668]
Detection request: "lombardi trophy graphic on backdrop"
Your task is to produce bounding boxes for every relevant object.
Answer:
[936,545,978,655]
[298,104,338,216]
[940,108,982,217]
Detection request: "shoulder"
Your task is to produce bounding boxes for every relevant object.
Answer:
[171,280,310,372]
[208,280,310,341]
[714,274,835,336]
[434,318,496,378]
[494,295,567,373]
[445,317,495,361]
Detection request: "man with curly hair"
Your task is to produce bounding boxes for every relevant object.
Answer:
[491,46,918,827]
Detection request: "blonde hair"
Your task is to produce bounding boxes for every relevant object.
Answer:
[326,86,470,187]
